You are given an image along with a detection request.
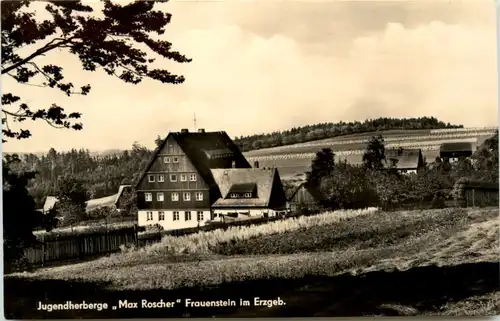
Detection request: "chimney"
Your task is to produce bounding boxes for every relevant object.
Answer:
[254,161,259,168]
[232,160,236,168]
[198,128,205,133]
[180,128,189,133]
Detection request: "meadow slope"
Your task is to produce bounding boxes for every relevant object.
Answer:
[5,207,499,318]
[243,127,498,179]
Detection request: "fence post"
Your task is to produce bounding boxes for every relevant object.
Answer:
[134,224,138,247]
[42,242,45,266]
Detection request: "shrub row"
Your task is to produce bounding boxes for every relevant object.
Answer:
[209,208,469,255]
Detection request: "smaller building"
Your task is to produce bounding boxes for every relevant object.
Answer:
[42,184,132,214]
[440,142,473,163]
[287,182,323,213]
[114,184,132,211]
[385,148,425,174]
[210,167,288,220]
[463,181,499,207]
[42,196,59,214]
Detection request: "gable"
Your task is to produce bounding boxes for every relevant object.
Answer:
[135,131,251,192]
[289,183,324,203]
[268,169,287,208]
[385,148,423,169]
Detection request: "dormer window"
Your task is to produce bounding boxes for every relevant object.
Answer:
[226,183,257,199]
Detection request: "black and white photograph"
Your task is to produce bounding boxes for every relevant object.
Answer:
[2,0,499,318]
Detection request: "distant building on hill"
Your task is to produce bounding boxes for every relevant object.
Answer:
[384,148,425,174]
[439,142,473,163]
[135,128,287,231]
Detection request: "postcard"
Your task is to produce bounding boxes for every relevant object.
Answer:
[2,0,499,318]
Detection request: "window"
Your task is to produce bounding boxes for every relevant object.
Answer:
[244,192,252,198]
[171,192,179,202]
[185,211,192,221]
[189,174,197,182]
[230,193,238,199]
[159,211,165,221]
[180,174,187,182]
[170,174,177,182]
[173,157,179,163]
[173,211,180,221]
[163,156,170,163]
[183,192,191,201]
[195,192,203,201]
[148,174,155,182]
[197,211,204,221]
[146,211,153,221]
[158,174,165,182]
[145,193,152,202]
[157,192,164,202]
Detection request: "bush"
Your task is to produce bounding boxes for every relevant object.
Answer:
[210,208,468,255]
[139,208,378,256]
[451,178,469,207]
[145,223,164,233]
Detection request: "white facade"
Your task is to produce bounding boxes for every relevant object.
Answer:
[400,169,417,175]
[138,210,211,231]
[212,208,285,219]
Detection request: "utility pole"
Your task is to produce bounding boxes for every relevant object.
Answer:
[193,113,197,132]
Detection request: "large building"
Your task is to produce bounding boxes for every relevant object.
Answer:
[135,129,288,230]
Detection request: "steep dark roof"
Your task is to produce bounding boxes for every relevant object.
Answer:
[288,182,325,202]
[440,142,473,153]
[385,148,423,170]
[135,131,251,190]
[210,168,277,208]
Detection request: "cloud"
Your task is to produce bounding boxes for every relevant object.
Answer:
[2,2,497,152]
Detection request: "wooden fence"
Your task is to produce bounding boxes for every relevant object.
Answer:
[24,227,138,265]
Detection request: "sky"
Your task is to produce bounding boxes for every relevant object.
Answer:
[2,0,498,153]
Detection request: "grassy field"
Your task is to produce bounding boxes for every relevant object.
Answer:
[242,127,497,179]
[5,206,499,318]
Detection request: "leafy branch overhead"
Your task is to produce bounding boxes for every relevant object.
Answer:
[1,0,191,141]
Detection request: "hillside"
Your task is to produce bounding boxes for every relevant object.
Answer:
[233,117,464,152]
[244,127,498,179]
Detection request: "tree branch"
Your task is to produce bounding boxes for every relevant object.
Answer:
[2,37,75,75]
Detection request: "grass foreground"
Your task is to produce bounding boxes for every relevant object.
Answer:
[4,207,499,318]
